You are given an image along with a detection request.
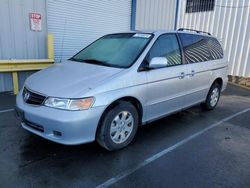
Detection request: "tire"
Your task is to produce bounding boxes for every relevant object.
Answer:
[201,82,221,111]
[96,101,139,151]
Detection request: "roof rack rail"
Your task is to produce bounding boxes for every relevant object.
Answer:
[178,28,211,35]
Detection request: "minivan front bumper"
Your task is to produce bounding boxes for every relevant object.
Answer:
[16,92,105,145]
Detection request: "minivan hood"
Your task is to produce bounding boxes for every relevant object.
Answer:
[25,61,123,98]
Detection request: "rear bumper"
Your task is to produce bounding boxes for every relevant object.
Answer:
[16,92,106,145]
[222,75,228,92]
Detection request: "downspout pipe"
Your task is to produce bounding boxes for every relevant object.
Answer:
[131,0,136,30]
[174,0,180,30]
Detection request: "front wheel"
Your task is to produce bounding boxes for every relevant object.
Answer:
[202,82,221,111]
[96,102,139,151]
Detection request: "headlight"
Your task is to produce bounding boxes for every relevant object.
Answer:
[44,97,94,111]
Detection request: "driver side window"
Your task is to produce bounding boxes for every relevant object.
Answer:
[147,34,182,67]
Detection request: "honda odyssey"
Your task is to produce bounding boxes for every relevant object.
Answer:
[16,29,228,150]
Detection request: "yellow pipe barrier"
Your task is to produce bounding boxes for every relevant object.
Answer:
[0,34,54,95]
[0,59,54,72]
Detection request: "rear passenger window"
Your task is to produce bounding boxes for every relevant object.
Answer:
[147,34,182,67]
[179,33,210,63]
[207,38,223,60]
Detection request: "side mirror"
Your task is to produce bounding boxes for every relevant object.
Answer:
[148,57,168,69]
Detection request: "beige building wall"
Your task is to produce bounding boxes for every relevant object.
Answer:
[135,0,177,30]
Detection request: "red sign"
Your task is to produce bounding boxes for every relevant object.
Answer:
[30,13,42,31]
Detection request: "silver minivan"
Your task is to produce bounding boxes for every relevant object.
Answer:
[16,29,228,150]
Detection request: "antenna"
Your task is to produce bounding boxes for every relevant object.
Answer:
[60,19,67,63]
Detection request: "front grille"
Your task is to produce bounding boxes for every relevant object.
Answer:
[23,87,46,105]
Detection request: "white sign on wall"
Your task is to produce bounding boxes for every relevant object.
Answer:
[29,13,42,31]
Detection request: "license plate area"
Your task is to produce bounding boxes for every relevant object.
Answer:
[15,107,44,132]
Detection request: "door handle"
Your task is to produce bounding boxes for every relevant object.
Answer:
[179,72,185,79]
[190,70,195,77]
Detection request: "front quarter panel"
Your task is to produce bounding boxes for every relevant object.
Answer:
[87,70,148,122]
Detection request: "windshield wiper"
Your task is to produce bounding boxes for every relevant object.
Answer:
[69,57,123,68]
[81,59,112,67]
[69,57,81,62]
[69,57,106,65]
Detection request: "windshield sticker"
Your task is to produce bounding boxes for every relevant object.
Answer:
[133,34,151,38]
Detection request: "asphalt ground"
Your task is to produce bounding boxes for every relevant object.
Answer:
[0,83,249,188]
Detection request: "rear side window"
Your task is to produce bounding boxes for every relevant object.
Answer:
[207,38,223,60]
[147,34,182,67]
[179,33,210,63]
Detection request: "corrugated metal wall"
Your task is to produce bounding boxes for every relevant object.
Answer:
[47,0,132,62]
[135,0,177,30]
[0,0,47,92]
[1,0,249,94]
[177,0,250,77]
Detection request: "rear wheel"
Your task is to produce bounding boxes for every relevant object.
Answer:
[202,82,221,111]
[96,101,139,151]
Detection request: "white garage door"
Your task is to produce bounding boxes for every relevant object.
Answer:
[47,0,131,62]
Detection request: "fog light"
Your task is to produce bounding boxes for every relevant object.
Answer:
[53,131,62,137]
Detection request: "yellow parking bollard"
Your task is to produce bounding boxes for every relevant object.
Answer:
[48,34,54,60]
[12,72,19,95]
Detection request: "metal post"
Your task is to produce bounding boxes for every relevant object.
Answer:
[48,34,54,60]
[12,72,18,95]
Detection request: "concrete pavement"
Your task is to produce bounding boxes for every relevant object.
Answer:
[0,83,249,188]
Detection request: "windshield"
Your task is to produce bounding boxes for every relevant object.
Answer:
[70,33,153,68]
